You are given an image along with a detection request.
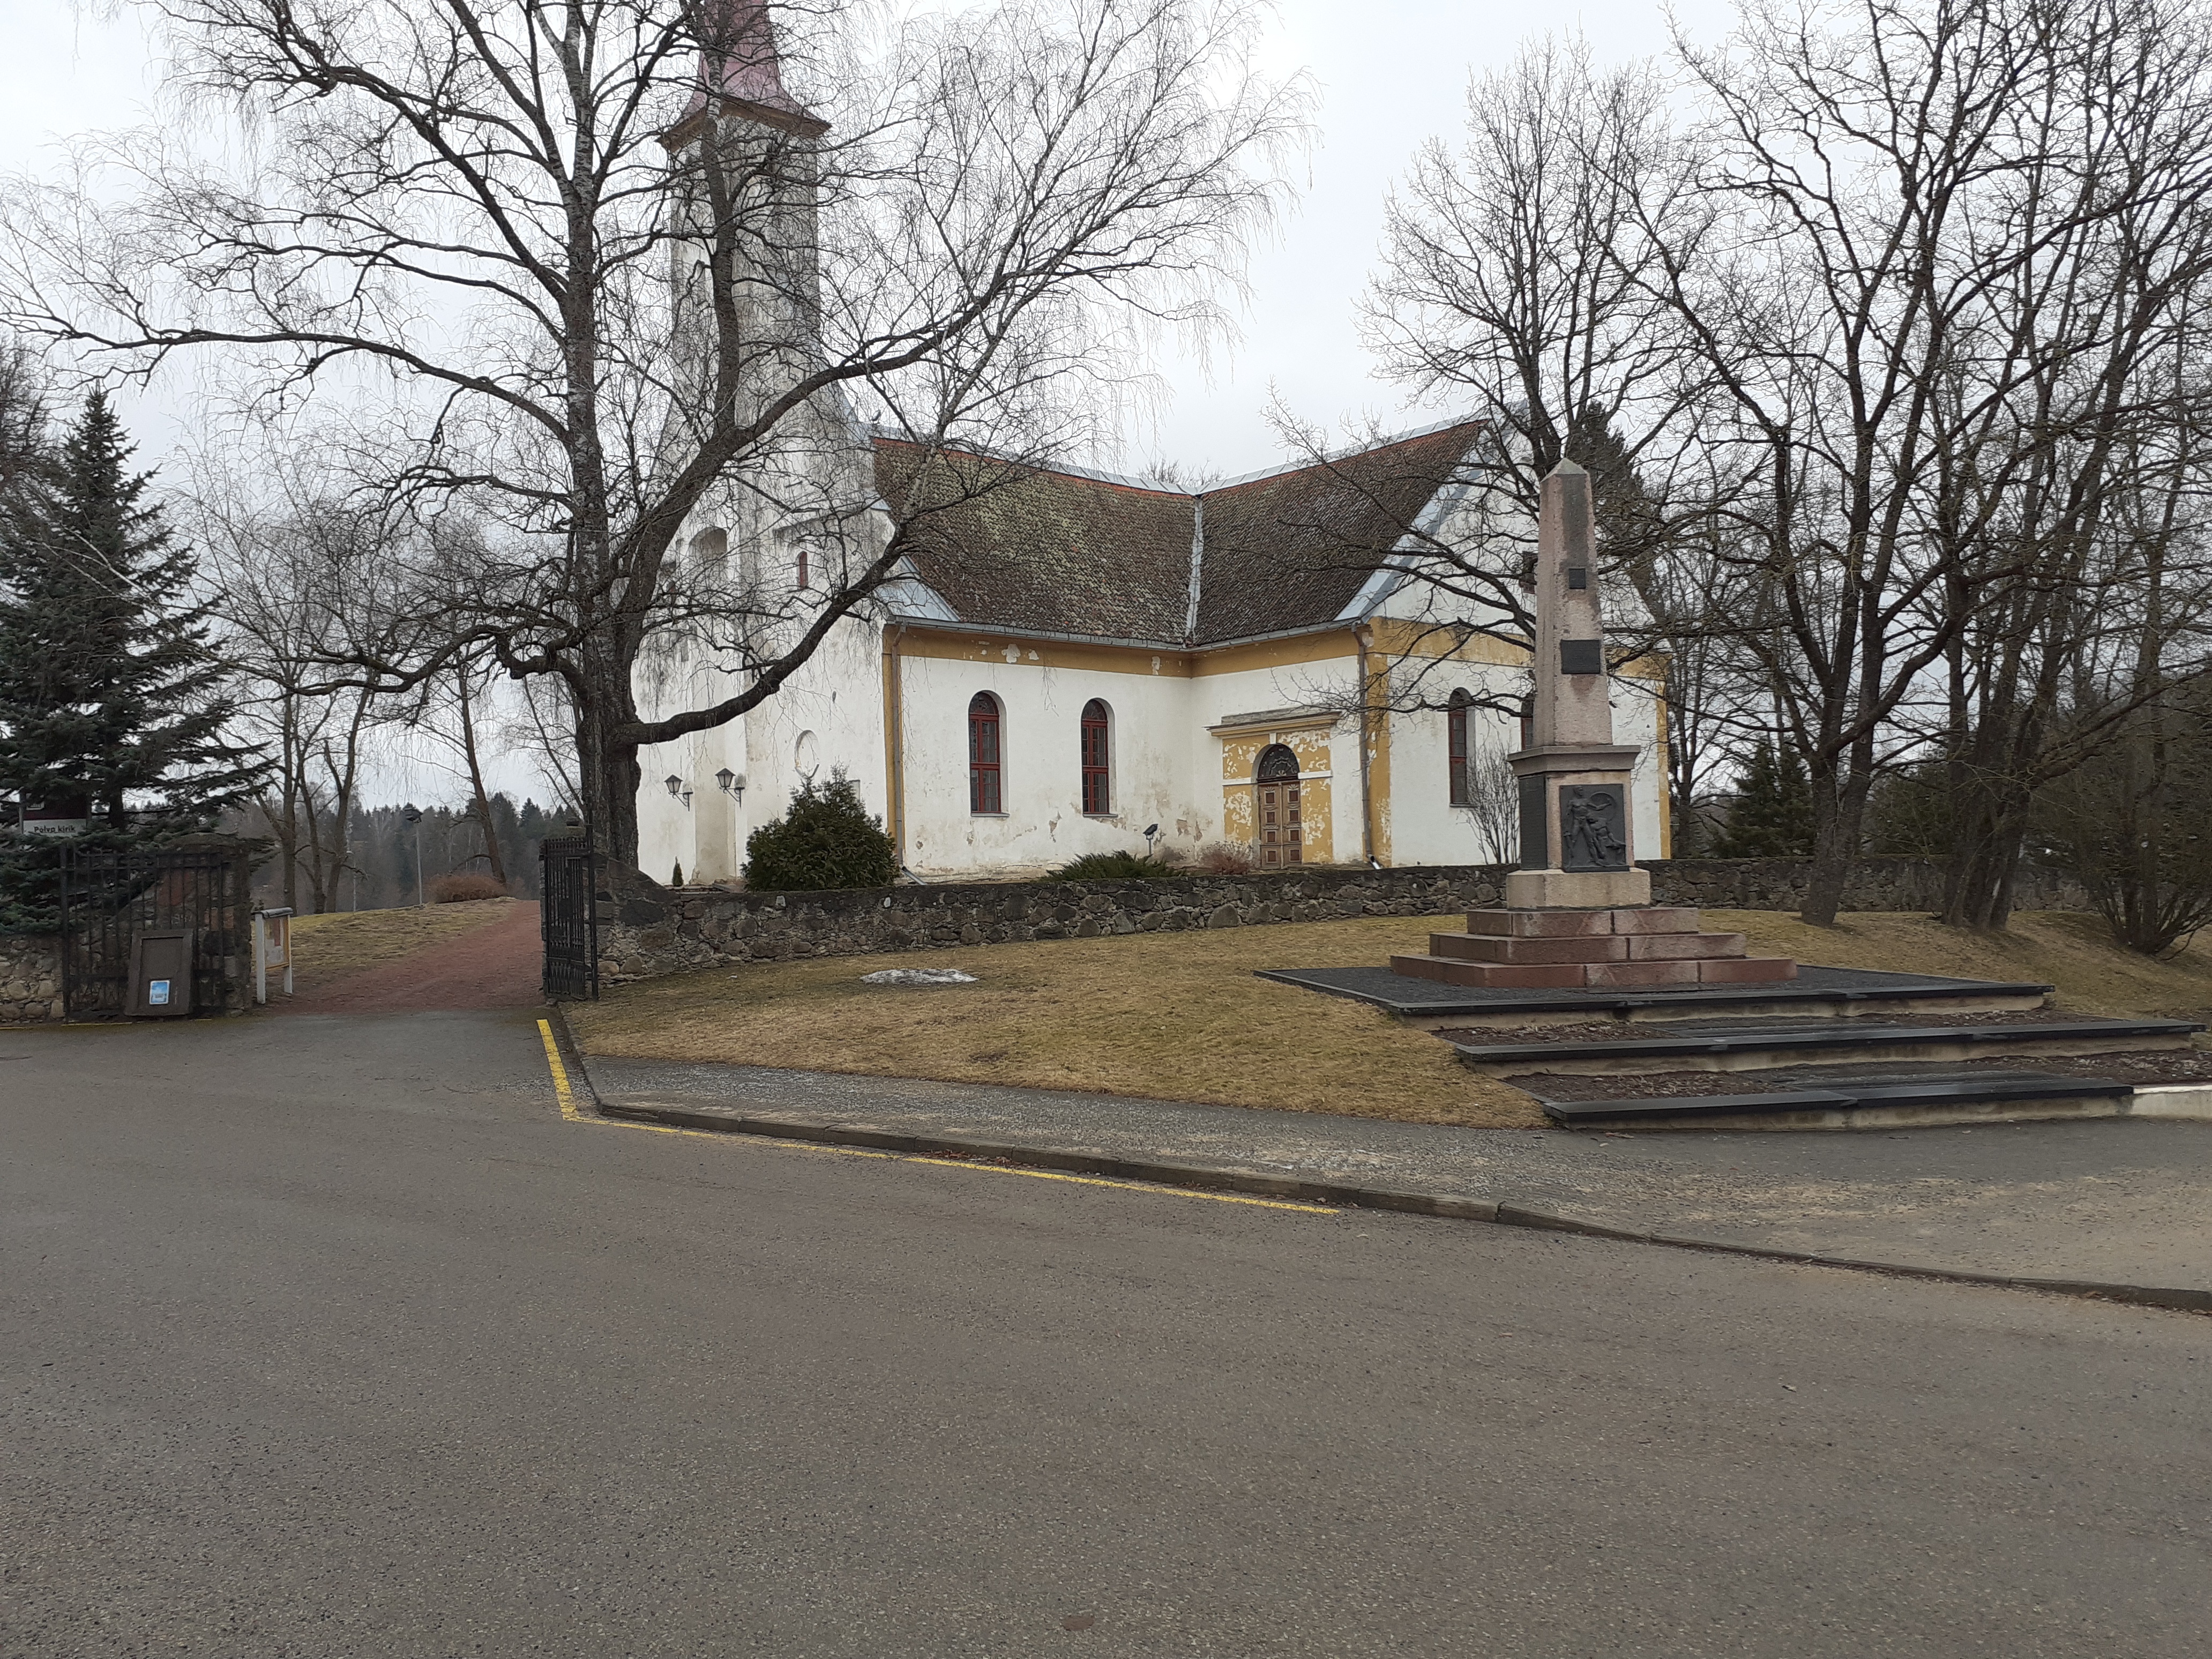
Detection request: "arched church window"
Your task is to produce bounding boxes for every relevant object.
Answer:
[1253,743,1302,867]
[1448,690,1473,806]
[689,527,728,582]
[1080,700,1111,814]
[969,692,1003,814]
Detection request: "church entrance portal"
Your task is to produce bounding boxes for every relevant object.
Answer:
[1254,744,1303,868]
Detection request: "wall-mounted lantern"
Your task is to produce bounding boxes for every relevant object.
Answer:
[664,774,683,797]
[715,768,745,805]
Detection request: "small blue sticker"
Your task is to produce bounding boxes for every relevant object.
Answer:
[148,979,170,1006]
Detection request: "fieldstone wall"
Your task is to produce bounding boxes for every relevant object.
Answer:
[591,855,2087,987]
[1654,856,2086,914]
[0,933,63,1024]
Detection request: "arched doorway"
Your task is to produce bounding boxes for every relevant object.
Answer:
[1254,743,1303,867]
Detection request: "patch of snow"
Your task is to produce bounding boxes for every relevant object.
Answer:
[860,967,979,987]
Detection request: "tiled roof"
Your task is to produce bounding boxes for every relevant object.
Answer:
[871,443,1193,644]
[871,417,1483,646]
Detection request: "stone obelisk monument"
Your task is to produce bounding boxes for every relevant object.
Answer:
[1506,459,1649,909]
[1387,459,1795,990]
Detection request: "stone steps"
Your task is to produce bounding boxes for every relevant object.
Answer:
[1449,1015,2204,1077]
[1389,951,1797,990]
[1387,903,1796,991]
[1526,1068,2140,1129]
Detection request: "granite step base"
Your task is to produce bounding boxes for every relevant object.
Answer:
[1447,1015,2206,1077]
[1389,952,1797,990]
[1522,1067,2139,1129]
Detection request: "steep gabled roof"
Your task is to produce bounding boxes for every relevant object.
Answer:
[1190,420,1481,645]
[871,443,1194,645]
[871,416,1484,647]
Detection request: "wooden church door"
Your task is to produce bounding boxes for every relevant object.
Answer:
[1254,744,1303,867]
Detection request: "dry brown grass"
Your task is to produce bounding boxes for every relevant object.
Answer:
[569,914,1546,1129]
[566,906,2212,1129]
[1709,909,2212,1022]
[289,899,520,986]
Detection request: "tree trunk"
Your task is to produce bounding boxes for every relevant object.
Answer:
[1799,762,1870,928]
[455,665,507,888]
[576,650,642,870]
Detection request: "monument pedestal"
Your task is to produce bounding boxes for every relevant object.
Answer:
[1389,905,1796,989]
[1503,868,1652,909]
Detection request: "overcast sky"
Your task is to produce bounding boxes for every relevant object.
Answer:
[2,0,1737,474]
[0,0,1734,803]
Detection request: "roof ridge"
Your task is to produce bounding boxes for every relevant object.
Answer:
[866,427,1194,499]
[1199,412,1489,494]
[868,410,1486,500]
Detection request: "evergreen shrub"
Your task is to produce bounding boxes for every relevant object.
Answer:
[1712,743,1815,858]
[1045,850,1176,881]
[743,771,896,892]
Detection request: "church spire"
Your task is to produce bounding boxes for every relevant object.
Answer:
[680,0,828,137]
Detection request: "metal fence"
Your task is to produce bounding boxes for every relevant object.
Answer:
[539,835,599,1001]
[58,845,253,1019]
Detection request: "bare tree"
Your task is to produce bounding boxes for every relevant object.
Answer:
[196,481,408,913]
[0,0,1304,870]
[1655,0,2212,925]
[1322,40,1762,826]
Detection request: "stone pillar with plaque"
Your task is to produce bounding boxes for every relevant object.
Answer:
[1504,459,1650,911]
[1386,460,1797,991]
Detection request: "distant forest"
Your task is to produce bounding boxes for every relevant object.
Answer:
[229,795,580,913]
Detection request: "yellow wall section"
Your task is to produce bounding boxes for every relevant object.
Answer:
[1363,616,1530,669]
[1217,722,1334,864]
[895,624,1373,681]
[892,620,1666,683]
[1359,639,1392,864]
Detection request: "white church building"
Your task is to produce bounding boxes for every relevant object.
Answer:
[632,14,1668,886]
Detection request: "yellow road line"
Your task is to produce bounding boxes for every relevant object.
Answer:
[535,1021,1333,1215]
[536,1019,585,1123]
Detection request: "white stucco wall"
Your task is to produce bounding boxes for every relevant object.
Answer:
[635,608,891,886]
[892,645,1203,877]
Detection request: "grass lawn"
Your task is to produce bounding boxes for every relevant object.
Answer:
[565,906,2212,1131]
[289,899,521,987]
[1717,908,2212,1022]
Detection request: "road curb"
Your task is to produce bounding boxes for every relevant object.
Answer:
[545,1017,2210,1317]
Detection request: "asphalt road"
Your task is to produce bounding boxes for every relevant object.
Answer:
[4,1011,2208,1657]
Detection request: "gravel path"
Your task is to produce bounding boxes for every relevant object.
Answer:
[274,902,544,1013]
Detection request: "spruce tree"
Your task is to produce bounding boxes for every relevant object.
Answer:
[1713,741,1815,859]
[0,391,264,929]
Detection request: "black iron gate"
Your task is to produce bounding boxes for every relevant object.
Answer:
[59,845,251,1019]
[539,835,599,1000]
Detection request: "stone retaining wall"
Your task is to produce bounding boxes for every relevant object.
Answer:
[593,856,2087,987]
[0,933,62,1023]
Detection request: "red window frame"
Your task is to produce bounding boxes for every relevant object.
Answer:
[969,692,1003,814]
[1448,693,1471,805]
[1080,699,1110,814]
